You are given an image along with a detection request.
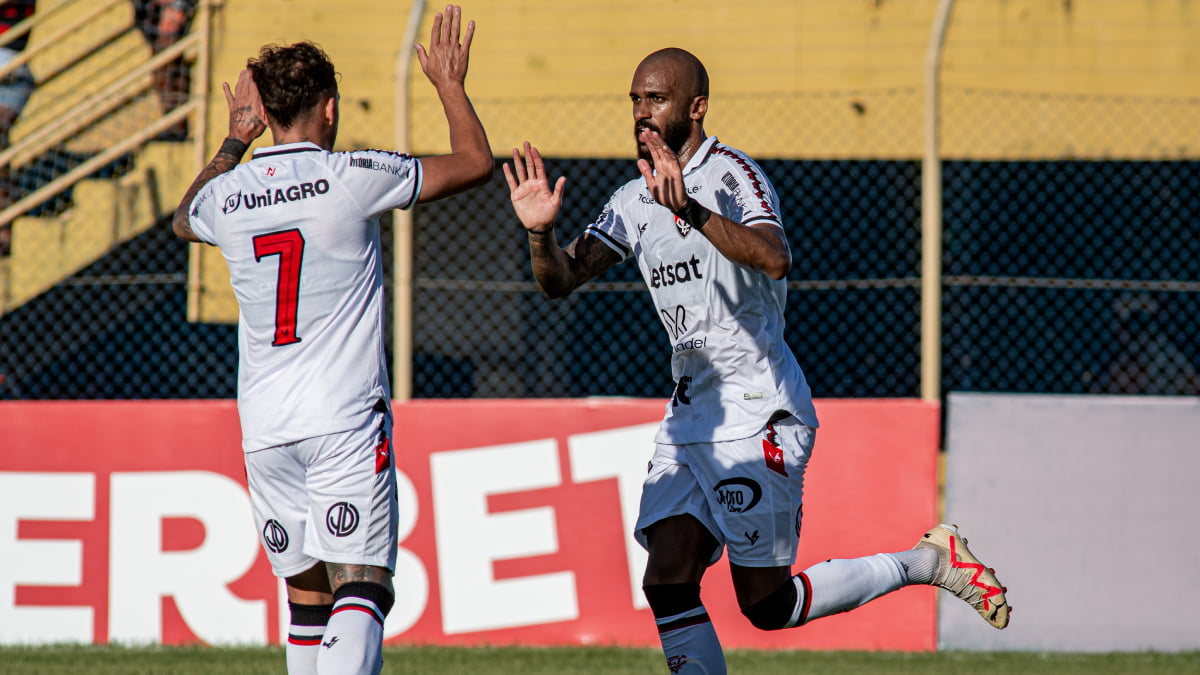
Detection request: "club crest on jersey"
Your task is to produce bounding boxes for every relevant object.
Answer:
[673,215,692,238]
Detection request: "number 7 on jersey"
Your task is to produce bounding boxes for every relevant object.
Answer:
[253,229,305,346]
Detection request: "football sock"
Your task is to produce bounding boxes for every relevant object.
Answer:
[285,601,331,675]
[798,553,908,621]
[891,547,939,585]
[316,582,394,675]
[644,583,727,675]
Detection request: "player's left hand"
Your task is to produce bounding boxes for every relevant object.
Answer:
[636,129,688,212]
[416,5,475,91]
[223,68,266,144]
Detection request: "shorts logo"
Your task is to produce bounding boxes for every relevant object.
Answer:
[262,519,289,553]
[666,654,689,673]
[326,502,359,537]
[745,530,760,545]
[795,505,804,537]
[713,477,762,513]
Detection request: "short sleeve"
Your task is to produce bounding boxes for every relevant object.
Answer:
[584,185,633,260]
[187,180,219,245]
[329,150,423,216]
[707,151,784,230]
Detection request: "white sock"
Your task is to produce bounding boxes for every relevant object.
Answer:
[656,606,727,675]
[799,553,907,622]
[316,591,387,675]
[285,602,330,675]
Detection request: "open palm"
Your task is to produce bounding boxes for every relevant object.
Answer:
[503,142,565,232]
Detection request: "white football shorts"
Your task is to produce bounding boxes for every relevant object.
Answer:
[244,402,398,578]
[634,414,815,568]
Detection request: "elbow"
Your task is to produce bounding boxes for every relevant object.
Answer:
[764,255,791,281]
[466,153,494,189]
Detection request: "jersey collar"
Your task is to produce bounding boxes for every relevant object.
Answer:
[252,141,324,159]
[682,136,718,176]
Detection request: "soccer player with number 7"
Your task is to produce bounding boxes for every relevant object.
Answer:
[172,6,491,674]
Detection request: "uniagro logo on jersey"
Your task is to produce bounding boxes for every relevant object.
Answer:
[221,179,330,215]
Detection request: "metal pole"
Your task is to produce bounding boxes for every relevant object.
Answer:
[392,0,426,401]
[922,0,955,402]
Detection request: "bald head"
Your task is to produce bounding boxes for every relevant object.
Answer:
[636,48,709,101]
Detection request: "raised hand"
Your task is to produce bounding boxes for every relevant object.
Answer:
[224,68,266,144]
[636,128,688,212]
[415,5,474,92]
[503,142,566,233]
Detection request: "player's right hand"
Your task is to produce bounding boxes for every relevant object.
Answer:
[503,142,566,234]
[224,68,266,144]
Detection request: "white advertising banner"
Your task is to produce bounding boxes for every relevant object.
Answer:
[942,393,1200,651]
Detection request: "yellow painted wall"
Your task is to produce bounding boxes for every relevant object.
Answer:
[203,0,1199,163]
[190,0,1200,322]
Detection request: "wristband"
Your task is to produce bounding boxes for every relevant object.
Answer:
[219,137,250,158]
[526,226,554,238]
[673,197,711,230]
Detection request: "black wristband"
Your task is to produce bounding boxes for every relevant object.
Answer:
[673,198,711,230]
[527,226,554,238]
[219,137,250,158]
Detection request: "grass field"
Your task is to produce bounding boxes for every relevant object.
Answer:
[1,646,1198,674]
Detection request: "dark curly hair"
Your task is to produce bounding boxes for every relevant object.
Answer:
[247,42,338,129]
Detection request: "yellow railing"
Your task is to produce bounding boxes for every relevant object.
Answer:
[0,0,215,229]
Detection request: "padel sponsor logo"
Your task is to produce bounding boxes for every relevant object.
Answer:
[674,336,706,353]
[222,179,330,214]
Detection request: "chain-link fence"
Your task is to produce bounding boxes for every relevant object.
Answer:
[1,1,1197,401]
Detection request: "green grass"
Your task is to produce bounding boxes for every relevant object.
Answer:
[0,645,1197,674]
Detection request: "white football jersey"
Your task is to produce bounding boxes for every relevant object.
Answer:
[189,142,421,451]
[588,136,818,443]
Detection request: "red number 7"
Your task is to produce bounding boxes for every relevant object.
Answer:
[253,229,305,346]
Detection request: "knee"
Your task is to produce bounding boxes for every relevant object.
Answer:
[741,578,801,631]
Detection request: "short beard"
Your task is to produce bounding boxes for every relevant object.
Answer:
[635,117,691,163]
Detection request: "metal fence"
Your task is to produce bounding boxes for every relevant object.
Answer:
[1,1,1198,401]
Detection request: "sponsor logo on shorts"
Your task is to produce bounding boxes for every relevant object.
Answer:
[745,530,760,545]
[794,505,804,537]
[326,502,359,537]
[666,654,689,673]
[262,519,289,553]
[713,477,762,513]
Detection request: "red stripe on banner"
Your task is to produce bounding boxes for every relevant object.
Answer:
[0,398,938,650]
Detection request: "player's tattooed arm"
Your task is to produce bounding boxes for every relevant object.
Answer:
[637,129,791,280]
[528,230,622,299]
[172,69,266,242]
